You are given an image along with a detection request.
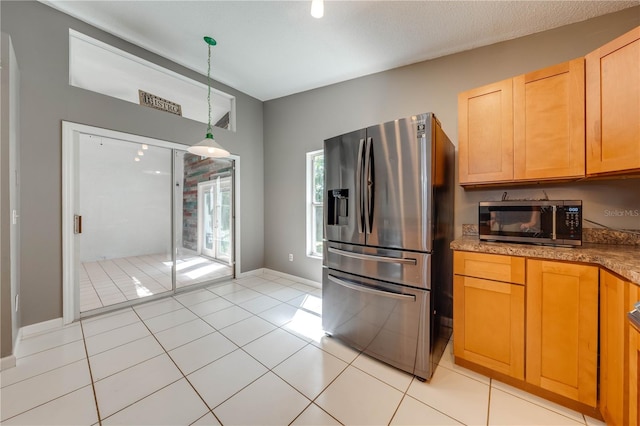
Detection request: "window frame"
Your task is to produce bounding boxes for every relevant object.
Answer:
[306,149,324,259]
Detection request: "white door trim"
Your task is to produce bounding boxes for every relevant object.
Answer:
[62,121,241,324]
[197,180,215,258]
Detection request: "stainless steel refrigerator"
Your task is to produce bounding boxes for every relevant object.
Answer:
[322,113,454,381]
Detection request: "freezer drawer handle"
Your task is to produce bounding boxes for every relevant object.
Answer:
[328,275,416,301]
[328,247,417,265]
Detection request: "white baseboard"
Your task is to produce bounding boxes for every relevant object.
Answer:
[263,268,322,289]
[1,327,21,371]
[20,317,64,339]
[237,268,265,278]
[3,318,66,369]
[237,267,322,289]
[0,354,16,370]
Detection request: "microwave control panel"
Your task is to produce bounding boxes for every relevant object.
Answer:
[556,205,582,240]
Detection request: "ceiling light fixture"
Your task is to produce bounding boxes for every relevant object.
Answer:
[187,36,230,158]
[311,0,324,18]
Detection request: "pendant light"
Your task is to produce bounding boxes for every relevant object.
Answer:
[187,36,230,158]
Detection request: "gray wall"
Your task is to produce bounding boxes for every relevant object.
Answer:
[2,0,639,337]
[1,1,264,327]
[1,34,21,358]
[263,7,640,284]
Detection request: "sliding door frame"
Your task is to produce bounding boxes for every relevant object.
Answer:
[62,121,241,324]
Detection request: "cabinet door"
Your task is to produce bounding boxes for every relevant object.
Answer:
[514,59,585,180]
[586,26,640,175]
[453,275,524,379]
[526,260,598,406]
[458,79,514,184]
[629,284,639,426]
[600,269,631,425]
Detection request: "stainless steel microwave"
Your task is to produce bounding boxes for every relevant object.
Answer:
[479,200,582,246]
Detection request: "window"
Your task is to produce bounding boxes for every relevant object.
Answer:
[306,150,324,258]
[69,29,235,131]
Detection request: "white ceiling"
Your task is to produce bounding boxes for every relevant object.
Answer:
[41,0,638,101]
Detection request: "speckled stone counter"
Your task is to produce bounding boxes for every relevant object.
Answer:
[451,236,640,286]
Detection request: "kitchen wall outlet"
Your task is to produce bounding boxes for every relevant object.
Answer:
[288,253,293,262]
[15,294,19,312]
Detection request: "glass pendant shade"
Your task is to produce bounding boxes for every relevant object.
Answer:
[188,132,230,157]
[189,36,230,158]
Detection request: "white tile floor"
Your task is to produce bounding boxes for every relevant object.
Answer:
[80,253,233,312]
[1,272,607,425]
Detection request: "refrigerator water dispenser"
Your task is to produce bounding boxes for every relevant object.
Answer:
[327,189,349,226]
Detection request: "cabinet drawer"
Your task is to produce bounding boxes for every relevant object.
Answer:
[454,251,525,284]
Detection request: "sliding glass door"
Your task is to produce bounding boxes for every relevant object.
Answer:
[174,152,234,290]
[74,132,234,315]
[78,135,174,312]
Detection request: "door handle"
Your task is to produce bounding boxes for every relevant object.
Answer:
[328,247,417,265]
[328,275,416,301]
[364,137,373,234]
[74,215,82,234]
[356,138,365,234]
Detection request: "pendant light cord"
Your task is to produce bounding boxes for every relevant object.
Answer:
[207,42,212,135]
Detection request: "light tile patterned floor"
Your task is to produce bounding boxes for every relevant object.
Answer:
[80,253,233,312]
[1,272,607,425]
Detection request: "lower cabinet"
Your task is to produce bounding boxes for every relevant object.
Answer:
[453,252,525,379]
[453,251,601,413]
[633,322,640,426]
[600,269,639,426]
[526,260,599,407]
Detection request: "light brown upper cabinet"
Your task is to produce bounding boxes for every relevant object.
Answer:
[459,59,585,186]
[586,26,640,176]
[458,79,514,184]
[513,58,585,180]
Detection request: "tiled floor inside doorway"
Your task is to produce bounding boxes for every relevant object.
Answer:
[2,271,605,425]
[80,252,232,311]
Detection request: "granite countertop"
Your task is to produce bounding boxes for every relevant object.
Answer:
[451,227,640,286]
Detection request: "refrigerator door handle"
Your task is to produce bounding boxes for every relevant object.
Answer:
[328,247,417,265]
[364,137,373,234]
[328,274,416,302]
[356,138,365,234]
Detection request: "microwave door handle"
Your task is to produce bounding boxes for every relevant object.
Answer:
[364,137,373,234]
[328,274,416,302]
[552,205,557,240]
[356,138,365,234]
